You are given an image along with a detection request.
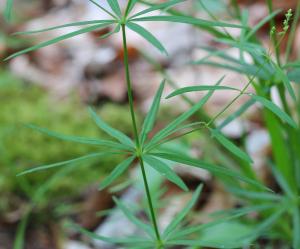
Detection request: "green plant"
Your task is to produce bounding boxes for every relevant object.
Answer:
[139,0,300,247]
[4,0,300,248]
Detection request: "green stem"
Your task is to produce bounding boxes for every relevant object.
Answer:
[207,73,256,126]
[121,24,140,147]
[139,158,162,244]
[285,0,300,63]
[121,24,162,245]
[266,0,281,66]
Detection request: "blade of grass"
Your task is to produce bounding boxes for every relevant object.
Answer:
[293,207,300,249]
[13,212,29,249]
[273,62,297,101]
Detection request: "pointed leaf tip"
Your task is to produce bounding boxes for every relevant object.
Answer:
[99,156,135,190]
[126,22,168,55]
[210,128,253,164]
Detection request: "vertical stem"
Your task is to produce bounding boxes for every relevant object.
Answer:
[121,24,162,245]
[139,158,162,244]
[266,0,281,66]
[285,0,300,63]
[121,24,140,147]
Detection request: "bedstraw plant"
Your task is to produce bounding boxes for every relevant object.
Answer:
[4,0,300,248]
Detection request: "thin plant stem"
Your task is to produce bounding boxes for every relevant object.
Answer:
[89,0,118,20]
[121,24,140,147]
[266,0,281,66]
[139,158,162,245]
[285,0,300,63]
[207,74,256,126]
[121,23,162,246]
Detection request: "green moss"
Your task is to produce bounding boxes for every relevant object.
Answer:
[0,71,137,214]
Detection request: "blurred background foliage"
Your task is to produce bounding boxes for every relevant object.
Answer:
[0,68,138,218]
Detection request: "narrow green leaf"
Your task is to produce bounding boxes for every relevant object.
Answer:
[227,187,281,201]
[33,164,78,203]
[5,23,111,60]
[126,22,167,54]
[151,152,269,191]
[130,0,186,19]
[26,124,130,151]
[211,204,274,218]
[170,204,273,240]
[107,0,122,17]
[209,128,253,163]
[113,197,155,238]
[99,156,135,190]
[146,76,224,149]
[140,80,165,145]
[88,107,134,147]
[131,15,245,29]
[166,85,240,99]
[163,185,203,238]
[17,152,113,176]
[98,24,121,39]
[88,0,118,19]
[13,213,29,249]
[268,161,294,198]
[217,98,255,129]
[125,0,139,17]
[69,222,153,245]
[13,20,115,35]
[4,0,13,21]
[166,239,243,248]
[293,207,300,249]
[245,10,281,40]
[250,94,298,128]
[240,207,285,242]
[194,56,270,80]
[274,63,297,101]
[143,155,188,191]
[215,38,265,52]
